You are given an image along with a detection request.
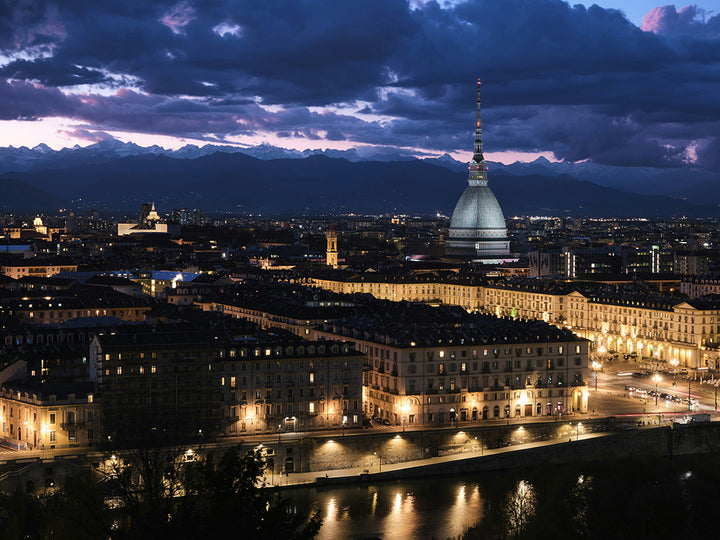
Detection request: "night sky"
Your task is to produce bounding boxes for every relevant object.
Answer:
[2,0,720,169]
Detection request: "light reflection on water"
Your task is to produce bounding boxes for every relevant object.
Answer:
[290,478,486,540]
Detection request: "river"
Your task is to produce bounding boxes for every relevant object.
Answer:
[287,453,720,539]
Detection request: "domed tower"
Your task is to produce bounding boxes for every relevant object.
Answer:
[446,81,510,260]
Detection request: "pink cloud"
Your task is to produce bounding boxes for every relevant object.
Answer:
[58,128,117,143]
[159,2,196,35]
[641,4,713,36]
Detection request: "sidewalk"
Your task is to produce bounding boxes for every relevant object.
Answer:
[266,431,611,489]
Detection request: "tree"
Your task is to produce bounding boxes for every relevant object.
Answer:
[175,447,321,539]
[0,445,321,540]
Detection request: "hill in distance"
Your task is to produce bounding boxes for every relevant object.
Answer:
[2,152,718,218]
[3,140,719,203]
[0,177,68,212]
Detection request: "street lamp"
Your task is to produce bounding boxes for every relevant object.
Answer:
[591,361,601,391]
[652,373,661,406]
[702,379,720,411]
[401,402,410,432]
[670,358,679,386]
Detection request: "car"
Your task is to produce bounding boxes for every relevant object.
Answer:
[624,385,636,392]
[680,369,689,375]
[380,418,391,426]
[660,393,671,400]
[672,396,684,404]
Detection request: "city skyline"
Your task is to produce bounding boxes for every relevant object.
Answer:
[1,1,720,169]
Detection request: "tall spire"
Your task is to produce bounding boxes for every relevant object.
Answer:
[474,79,483,160]
[468,79,488,187]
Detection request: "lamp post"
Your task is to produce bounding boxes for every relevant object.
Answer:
[401,402,410,432]
[591,361,601,391]
[702,379,720,411]
[652,373,661,406]
[670,358,679,386]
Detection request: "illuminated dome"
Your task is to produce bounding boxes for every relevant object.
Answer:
[446,81,509,260]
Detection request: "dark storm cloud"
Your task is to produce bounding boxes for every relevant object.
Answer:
[2,1,720,169]
[0,78,70,119]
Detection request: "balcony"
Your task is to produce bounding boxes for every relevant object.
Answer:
[60,421,85,430]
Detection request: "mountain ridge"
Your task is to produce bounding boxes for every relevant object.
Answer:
[1,152,718,218]
[1,141,717,205]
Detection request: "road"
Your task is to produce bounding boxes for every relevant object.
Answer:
[591,357,719,417]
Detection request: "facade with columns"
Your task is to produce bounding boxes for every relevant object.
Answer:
[315,313,589,426]
[308,275,720,370]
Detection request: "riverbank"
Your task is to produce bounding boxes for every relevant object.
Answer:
[3,415,718,495]
[273,420,720,489]
[273,432,610,489]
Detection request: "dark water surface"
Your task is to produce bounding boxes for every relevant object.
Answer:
[289,477,485,539]
[287,453,720,539]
